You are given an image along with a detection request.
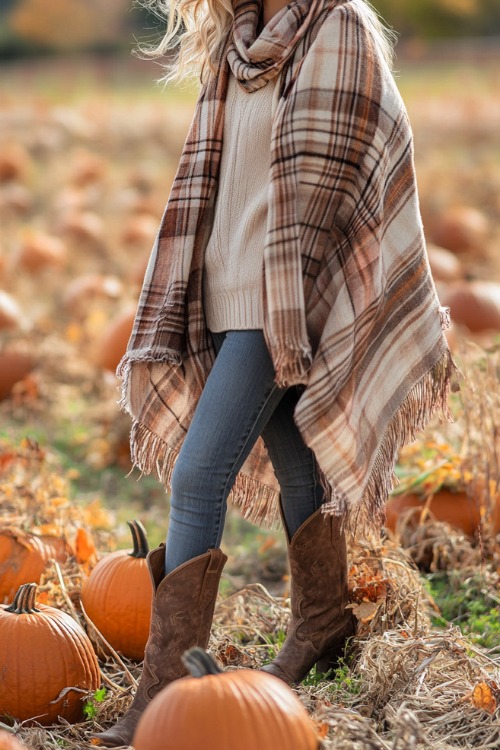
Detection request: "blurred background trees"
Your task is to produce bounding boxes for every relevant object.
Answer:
[0,0,147,57]
[1,0,499,58]
[376,0,500,39]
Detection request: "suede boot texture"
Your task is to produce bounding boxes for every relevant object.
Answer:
[261,507,356,685]
[91,545,227,748]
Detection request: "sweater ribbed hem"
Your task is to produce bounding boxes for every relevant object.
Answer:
[205,288,264,332]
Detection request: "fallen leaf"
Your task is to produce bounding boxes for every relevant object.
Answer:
[348,600,379,623]
[315,721,329,739]
[75,527,97,565]
[471,682,497,714]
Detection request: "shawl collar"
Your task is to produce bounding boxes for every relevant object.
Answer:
[227,0,326,91]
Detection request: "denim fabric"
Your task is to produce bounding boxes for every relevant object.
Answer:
[164,330,324,573]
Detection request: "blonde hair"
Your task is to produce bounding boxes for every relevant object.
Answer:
[137,0,396,85]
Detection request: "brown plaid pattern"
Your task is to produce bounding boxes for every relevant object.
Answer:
[118,0,456,541]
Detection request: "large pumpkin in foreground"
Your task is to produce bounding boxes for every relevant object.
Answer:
[133,648,319,750]
[0,583,100,725]
[80,520,153,660]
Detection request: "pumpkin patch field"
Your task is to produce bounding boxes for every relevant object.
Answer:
[0,52,499,749]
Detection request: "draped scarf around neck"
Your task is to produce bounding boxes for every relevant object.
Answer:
[118,0,456,540]
[226,0,326,91]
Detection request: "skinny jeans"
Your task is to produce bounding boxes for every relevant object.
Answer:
[165,330,323,574]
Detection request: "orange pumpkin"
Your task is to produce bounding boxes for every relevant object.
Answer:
[442,281,500,333]
[426,244,462,283]
[0,144,30,183]
[431,206,489,256]
[15,231,66,272]
[95,308,135,372]
[0,351,35,401]
[386,489,500,537]
[80,520,153,660]
[0,527,72,603]
[121,214,158,246]
[62,274,122,313]
[70,151,106,187]
[0,583,100,725]
[0,730,25,749]
[59,211,104,244]
[133,648,319,750]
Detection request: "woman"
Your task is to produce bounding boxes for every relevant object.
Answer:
[93,0,455,745]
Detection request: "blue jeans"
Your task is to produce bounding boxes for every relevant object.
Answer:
[165,330,324,573]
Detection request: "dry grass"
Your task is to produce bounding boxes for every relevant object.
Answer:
[1,506,498,749]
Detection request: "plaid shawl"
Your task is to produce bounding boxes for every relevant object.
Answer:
[118,0,456,540]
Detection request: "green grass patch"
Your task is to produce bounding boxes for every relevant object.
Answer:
[424,571,500,650]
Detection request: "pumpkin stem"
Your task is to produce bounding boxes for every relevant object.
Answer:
[5,583,40,614]
[127,520,149,559]
[182,647,223,677]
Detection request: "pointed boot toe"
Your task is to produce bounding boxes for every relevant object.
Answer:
[90,714,139,747]
[261,660,295,685]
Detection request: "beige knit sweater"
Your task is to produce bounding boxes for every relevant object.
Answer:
[203,71,280,332]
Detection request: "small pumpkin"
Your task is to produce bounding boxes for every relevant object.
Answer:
[426,243,462,283]
[0,583,100,725]
[80,520,153,660]
[442,281,500,333]
[15,230,66,273]
[0,526,71,603]
[121,214,158,246]
[95,308,135,372]
[0,144,30,183]
[58,211,104,244]
[69,150,106,187]
[62,274,122,313]
[0,730,25,749]
[133,647,319,750]
[0,351,35,401]
[431,205,489,256]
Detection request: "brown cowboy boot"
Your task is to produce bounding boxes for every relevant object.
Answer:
[261,507,355,685]
[91,546,227,747]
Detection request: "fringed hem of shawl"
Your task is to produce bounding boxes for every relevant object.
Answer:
[116,348,182,416]
[118,315,457,542]
[125,419,283,530]
[268,338,313,388]
[321,343,458,542]
[116,348,182,381]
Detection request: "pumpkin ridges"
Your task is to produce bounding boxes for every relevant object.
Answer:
[80,519,153,660]
[51,613,101,689]
[133,649,319,750]
[91,549,151,655]
[8,608,99,723]
[0,584,100,725]
[134,674,319,750]
[0,528,71,602]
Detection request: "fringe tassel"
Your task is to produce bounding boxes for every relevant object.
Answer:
[322,344,458,542]
[230,473,281,529]
[439,305,451,331]
[126,418,282,528]
[116,349,182,414]
[119,340,457,540]
[269,340,313,388]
